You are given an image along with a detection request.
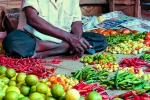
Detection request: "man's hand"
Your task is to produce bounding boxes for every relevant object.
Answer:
[68,34,92,58]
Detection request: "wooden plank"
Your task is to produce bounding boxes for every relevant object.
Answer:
[114,1,135,5]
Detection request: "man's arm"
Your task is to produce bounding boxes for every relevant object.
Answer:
[71,21,83,37]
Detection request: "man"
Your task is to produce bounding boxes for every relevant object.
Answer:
[2,0,107,58]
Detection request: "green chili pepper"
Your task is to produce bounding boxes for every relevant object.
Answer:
[132,80,143,84]
[115,70,120,89]
[85,80,96,84]
[125,74,136,79]
[108,81,115,85]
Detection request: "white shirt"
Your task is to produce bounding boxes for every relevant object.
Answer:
[17,0,82,43]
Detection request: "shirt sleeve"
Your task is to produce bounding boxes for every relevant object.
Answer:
[72,1,82,22]
[22,0,40,13]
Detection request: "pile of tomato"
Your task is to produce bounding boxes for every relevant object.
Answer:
[144,32,150,46]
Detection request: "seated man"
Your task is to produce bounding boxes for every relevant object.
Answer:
[2,0,107,58]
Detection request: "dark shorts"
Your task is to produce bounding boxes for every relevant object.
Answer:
[2,30,37,57]
[2,30,108,57]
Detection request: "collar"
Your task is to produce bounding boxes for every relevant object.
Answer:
[50,0,63,5]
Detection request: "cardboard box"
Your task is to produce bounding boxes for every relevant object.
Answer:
[80,0,107,5]
[80,5,102,16]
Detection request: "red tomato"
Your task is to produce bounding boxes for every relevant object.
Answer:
[96,28,105,34]
[143,40,150,46]
[132,30,139,34]
[116,29,123,33]
[145,32,150,40]
[122,29,131,34]
[110,31,117,36]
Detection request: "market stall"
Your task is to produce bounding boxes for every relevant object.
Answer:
[0,0,150,100]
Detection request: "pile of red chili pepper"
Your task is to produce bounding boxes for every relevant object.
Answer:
[111,90,150,100]
[73,80,109,99]
[49,58,62,64]
[119,57,150,72]
[0,54,55,78]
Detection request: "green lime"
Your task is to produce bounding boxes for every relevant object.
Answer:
[51,84,64,98]
[1,76,9,85]
[29,92,44,100]
[25,74,38,87]
[36,83,48,94]
[8,80,17,86]
[0,66,7,75]
[18,97,30,100]
[85,91,102,100]
[113,98,123,100]
[20,85,30,96]
[16,72,26,83]
[4,91,19,100]
[6,68,16,78]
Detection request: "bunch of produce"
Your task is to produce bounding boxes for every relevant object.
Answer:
[86,28,139,36]
[0,54,55,78]
[94,62,119,72]
[119,57,148,68]
[73,80,109,99]
[81,52,116,65]
[106,40,150,54]
[111,90,150,100]
[71,66,109,84]
[106,31,146,46]
[100,71,150,90]
[48,74,79,91]
[140,53,150,63]
[143,32,150,46]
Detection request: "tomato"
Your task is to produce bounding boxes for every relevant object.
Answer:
[116,29,123,33]
[102,31,109,36]
[143,40,150,46]
[96,28,105,34]
[110,31,117,36]
[122,29,131,34]
[145,32,150,40]
[91,29,98,33]
[132,30,139,34]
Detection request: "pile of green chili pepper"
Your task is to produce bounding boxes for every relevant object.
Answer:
[100,71,150,90]
[106,32,146,46]
[140,54,150,63]
[71,67,109,84]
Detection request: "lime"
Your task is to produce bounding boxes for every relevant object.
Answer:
[36,83,48,94]
[65,89,80,100]
[6,68,16,78]
[17,82,26,89]
[0,90,5,100]
[6,86,20,94]
[4,91,19,100]
[25,74,38,87]
[80,96,85,100]
[35,98,45,100]
[30,85,37,93]
[20,85,30,96]
[8,80,17,86]
[58,93,66,100]
[113,98,123,100]
[45,97,56,100]
[0,79,4,86]
[18,97,30,100]
[29,92,44,100]
[85,91,102,100]
[2,85,8,93]
[51,84,64,98]
[1,76,9,85]
[0,66,7,75]
[16,72,26,83]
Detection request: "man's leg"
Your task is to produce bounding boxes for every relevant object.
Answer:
[32,40,70,58]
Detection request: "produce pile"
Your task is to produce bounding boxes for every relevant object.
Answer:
[0,29,150,100]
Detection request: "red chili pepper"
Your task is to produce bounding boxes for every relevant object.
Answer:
[91,61,95,65]
[132,91,140,100]
[119,91,133,98]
